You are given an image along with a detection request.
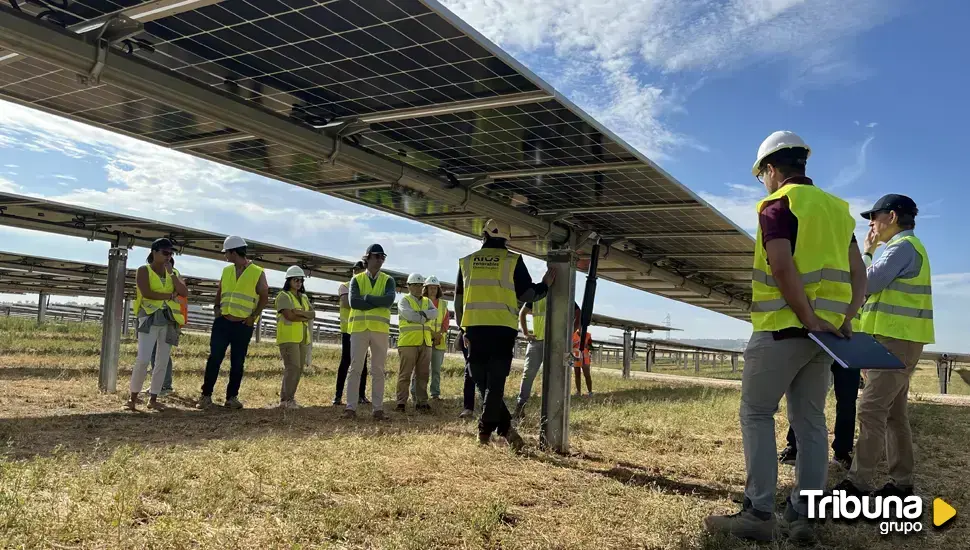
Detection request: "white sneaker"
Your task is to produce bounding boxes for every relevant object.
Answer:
[281,400,302,410]
[458,409,474,419]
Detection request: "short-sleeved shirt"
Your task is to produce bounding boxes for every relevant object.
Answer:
[338,283,349,297]
[275,291,301,312]
[760,176,857,254]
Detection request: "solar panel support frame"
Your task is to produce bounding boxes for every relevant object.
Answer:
[539,246,575,454]
[0,7,750,312]
[98,246,126,393]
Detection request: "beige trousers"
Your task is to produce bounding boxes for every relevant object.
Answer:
[848,335,924,490]
[397,345,431,405]
[279,342,308,402]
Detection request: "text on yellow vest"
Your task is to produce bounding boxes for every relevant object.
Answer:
[459,248,520,330]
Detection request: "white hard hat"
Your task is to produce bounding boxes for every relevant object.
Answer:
[752,131,811,176]
[222,235,248,252]
[407,273,425,285]
[483,219,511,240]
[285,265,306,279]
[423,275,440,287]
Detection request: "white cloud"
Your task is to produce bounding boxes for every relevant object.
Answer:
[830,135,875,190]
[3,164,17,168]
[933,273,970,298]
[0,176,21,193]
[442,0,897,160]
[53,174,78,181]
[781,44,874,104]
[866,122,878,128]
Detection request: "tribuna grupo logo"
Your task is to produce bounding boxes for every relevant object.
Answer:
[800,489,923,535]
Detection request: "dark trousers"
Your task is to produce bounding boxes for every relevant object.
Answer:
[334,331,367,401]
[461,344,476,411]
[786,361,861,457]
[201,316,255,399]
[466,327,516,437]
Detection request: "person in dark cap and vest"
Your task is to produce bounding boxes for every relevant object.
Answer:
[344,244,396,420]
[834,194,933,499]
[705,131,867,544]
[198,235,269,410]
[456,219,556,451]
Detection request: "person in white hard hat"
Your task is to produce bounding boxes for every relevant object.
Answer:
[704,132,866,544]
[275,266,315,409]
[411,275,448,402]
[396,273,437,412]
[456,219,556,451]
[198,235,270,410]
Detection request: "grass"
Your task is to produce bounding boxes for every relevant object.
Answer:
[1,316,969,549]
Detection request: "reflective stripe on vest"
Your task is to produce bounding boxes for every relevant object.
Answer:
[859,235,934,343]
[138,264,185,326]
[339,303,350,334]
[459,249,520,330]
[220,263,263,318]
[399,295,432,347]
[532,297,547,341]
[750,184,855,332]
[276,290,311,345]
[434,299,449,350]
[348,272,391,334]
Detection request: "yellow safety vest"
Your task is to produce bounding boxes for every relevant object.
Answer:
[339,282,351,334]
[532,297,547,341]
[348,271,391,334]
[459,248,520,330]
[137,264,185,326]
[751,184,855,331]
[434,298,449,350]
[398,295,433,347]
[860,234,934,344]
[276,290,311,345]
[219,263,263,318]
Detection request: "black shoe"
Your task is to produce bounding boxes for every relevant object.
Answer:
[872,483,914,498]
[359,397,371,405]
[416,403,432,412]
[832,452,853,470]
[778,446,797,465]
[478,432,491,446]
[332,398,343,406]
[395,404,406,412]
[832,479,867,498]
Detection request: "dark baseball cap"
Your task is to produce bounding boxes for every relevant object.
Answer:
[860,194,918,220]
[365,243,386,257]
[151,237,175,251]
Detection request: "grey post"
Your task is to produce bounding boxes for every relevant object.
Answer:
[122,297,131,336]
[694,351,701,374]
[99,247,128,392]
[937,356,950,394]
[255,313,263,343]
[622,329,632,379]
[37,291,48,324]
[540,244,576,454]
[683,352,688,369]
[646,344,654,372]
[731,353,739,373]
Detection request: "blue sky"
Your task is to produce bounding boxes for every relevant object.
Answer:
[0,0,966,350]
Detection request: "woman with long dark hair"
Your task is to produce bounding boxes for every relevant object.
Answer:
[276,266,315,408]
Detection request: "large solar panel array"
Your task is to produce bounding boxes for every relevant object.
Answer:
[0,249,673,332]
[0,0,754,319]
[0,191,456,294]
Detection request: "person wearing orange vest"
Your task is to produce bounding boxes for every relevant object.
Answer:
[198,235,269,410]
[572,329,594,397]
[126,238,187,411]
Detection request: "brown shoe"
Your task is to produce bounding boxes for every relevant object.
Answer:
[341,409,356,419]
[478,432,491,446]
[505,427,526,453]
[373,410,387,421]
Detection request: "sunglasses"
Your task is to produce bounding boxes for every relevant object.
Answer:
[292,278,305,283]
[157,249,174,257]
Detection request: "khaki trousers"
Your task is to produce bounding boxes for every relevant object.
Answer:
[397,345,431,405]
[279,342,308,402]
[848,335,923,490]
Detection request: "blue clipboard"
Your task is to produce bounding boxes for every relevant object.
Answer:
[809,332,906,370]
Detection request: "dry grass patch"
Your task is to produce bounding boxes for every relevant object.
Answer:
[1,318,969,549]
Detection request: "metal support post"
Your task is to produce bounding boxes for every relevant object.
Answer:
[646,345,654,372]
[540,244,576,454]
[122,297,131,336]
[731,353,739,373]
[99,247,127,392]
[37,291,48,324]
[694,351,701,374]
[255,314,263,343]
[622,329,632,379]
[683,352,688,369]
[80,307,87,323]
[937,357,951,394]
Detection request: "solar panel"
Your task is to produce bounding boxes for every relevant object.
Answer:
[0,0,754,320]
